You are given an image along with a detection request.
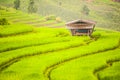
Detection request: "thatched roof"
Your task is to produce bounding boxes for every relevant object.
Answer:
[66,19,96,29]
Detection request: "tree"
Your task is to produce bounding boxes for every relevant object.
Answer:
[59,2,62,6]
[81,5,90,16]
[0,18,10,25]
[28,0,37,13]
[14,0,20,10]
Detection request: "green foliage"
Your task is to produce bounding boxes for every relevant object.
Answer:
[55,17,62,23]
[45,15,56,21]
[0,6,6,10]
[28,0,37,13]
[14,0,20,10]
[81,5,90,16]
[0,18,10,25]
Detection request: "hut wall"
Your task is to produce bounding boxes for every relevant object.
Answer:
[70,28,93,36]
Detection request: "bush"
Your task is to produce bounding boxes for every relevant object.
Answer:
[81,5,90,16]
[56,17,62,23]
[0,6,6,10]
[0,18,10,25]
[45,15,56,20]
[6,8,16,12]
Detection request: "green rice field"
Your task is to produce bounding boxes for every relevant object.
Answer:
[0,7,120,80]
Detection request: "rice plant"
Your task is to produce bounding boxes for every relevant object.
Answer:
[0,23,34,37]
[0,29,120,80]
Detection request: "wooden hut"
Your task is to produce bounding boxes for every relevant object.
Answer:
[66,19,96,36]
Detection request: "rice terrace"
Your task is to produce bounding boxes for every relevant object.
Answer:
[0,0,120,80]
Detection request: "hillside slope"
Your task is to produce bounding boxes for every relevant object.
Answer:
[37,0,120,30]
[0,0,120,31]
[0,9,120,80]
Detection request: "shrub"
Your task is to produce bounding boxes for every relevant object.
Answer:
[28,0,38,13]
[45,15,56,20]
[0,18,10,25]
[81,5,90,16]
[0,6,6,10]
[14,0,20,10]
[6,8,16,12]
[56,17,62,23]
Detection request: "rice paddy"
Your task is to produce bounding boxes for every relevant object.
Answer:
[0,8,120,80]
